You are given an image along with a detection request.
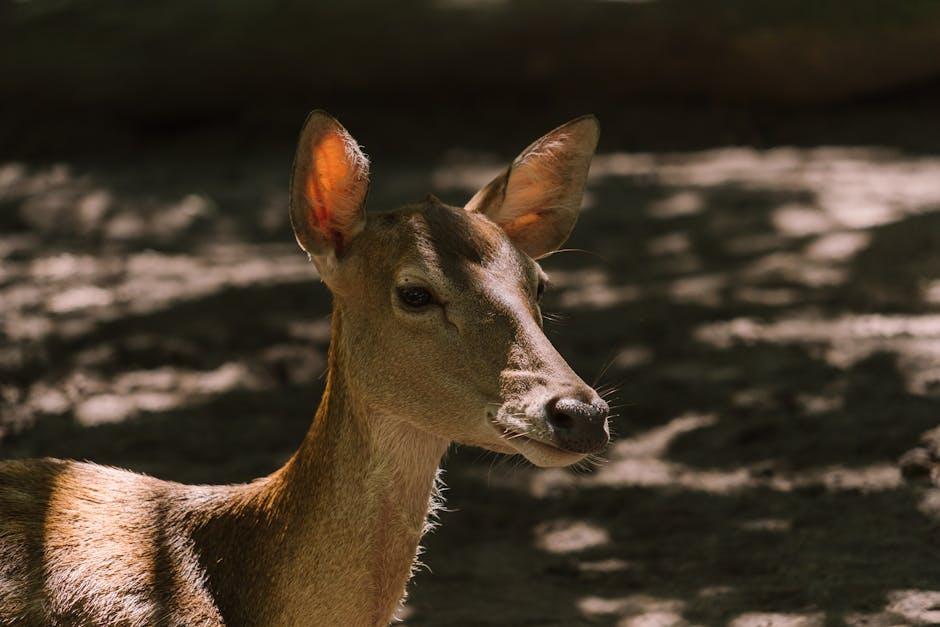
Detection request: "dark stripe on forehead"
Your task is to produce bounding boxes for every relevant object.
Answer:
[407,201,502,266]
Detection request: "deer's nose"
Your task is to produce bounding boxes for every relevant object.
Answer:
[546,396,610,454]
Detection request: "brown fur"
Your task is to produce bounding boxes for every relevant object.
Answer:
[0,113,604,626]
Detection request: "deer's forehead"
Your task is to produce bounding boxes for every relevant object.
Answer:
[364,202,532,289]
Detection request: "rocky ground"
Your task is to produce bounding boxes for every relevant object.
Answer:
[3,118,940,625]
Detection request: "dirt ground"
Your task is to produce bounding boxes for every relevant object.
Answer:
[3,113,940,626]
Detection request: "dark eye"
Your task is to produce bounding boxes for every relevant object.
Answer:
[397,285,433,309]
[536,279,546,302]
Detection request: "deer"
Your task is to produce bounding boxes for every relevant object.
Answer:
[0,111,610,626]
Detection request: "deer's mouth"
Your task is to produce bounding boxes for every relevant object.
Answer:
[490,421,544,448]
[486,414,586,466]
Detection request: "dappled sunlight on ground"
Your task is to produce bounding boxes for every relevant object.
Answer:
[578,593,688,626]
[0,243,321,437]
[3,247,313,336]
[697,313,940,394]
[529,414,901,496]
[5,142,940,624]
[591,147,940,229]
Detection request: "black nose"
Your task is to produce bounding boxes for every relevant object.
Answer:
[546,397,610,454]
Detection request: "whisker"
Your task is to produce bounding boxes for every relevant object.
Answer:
[591,354,619,389]
[542,311,568,326]
[596,383,624,399]
[540,248,612,265]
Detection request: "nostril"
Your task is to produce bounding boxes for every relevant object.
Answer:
[546,397,576,431]
[549,409,575,431]
[547,397,602,431]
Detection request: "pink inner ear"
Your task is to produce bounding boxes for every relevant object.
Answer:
[305,132,355,252]
[501,210,545,238]
[493,160,566,232]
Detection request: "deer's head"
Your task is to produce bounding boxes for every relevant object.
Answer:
[289,111,609,467]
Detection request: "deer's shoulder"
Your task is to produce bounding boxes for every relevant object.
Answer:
[0,458,224,626]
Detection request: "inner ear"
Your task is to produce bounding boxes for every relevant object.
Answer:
[466,115,599,259]
[289,111,370,260]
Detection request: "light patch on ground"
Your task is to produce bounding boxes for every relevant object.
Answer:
[886,590,940,625]
[614,345,654,369]
[590,148,940,232]
[577,558,632,573]
[738,518,792,533]
[2,246,314,344]
[647,191,705,219]
[578,594,691,627]
[728,612,824,627]
[534,519,610,554]
[696,314,940,394]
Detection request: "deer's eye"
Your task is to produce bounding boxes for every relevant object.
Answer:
[397,285,433,309]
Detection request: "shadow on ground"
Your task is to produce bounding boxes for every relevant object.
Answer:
[3,138,940,625]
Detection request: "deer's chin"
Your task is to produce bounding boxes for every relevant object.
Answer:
[505,435,587,468]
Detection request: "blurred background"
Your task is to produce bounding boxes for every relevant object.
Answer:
[4,1,940,624]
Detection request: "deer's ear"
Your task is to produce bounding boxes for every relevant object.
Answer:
[465,115,599,259]
[290,111,369,263]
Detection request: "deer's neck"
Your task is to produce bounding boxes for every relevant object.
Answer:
[195,312,449,626]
